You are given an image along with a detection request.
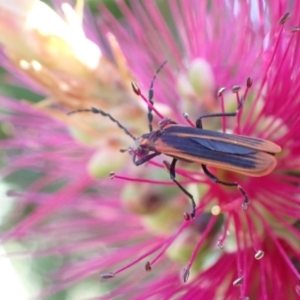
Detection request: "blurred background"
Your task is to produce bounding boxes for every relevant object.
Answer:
[0,1,131,299]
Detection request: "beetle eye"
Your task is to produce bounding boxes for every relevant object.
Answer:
[137,147,149,156]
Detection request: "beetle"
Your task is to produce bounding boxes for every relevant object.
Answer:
[69,65,281,220]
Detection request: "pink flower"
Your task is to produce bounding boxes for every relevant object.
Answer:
[0,1,300,299]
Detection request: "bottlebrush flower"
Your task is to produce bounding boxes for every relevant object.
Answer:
[0,1,300,300]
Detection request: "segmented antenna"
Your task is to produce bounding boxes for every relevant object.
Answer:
[147,60,167,132]
[67,107,136,141]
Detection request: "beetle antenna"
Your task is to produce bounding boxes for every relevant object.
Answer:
[131,61,167,132]
[68,107,136,141]
[147,60,167,132]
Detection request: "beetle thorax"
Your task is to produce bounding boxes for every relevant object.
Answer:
[135,130,162,152]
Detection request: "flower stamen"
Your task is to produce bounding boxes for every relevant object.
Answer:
[218,87,226,133]
[232,275,244,286]
[182,216,217,282]
[254,250,264,260]
[109,171,185,185]
[100,272,115,279]
[147,222,187,268]
[217,214,232,249]
[279,12,291,24]
[253,205,300,282]
[244,12,291,133]
[183,112,195,127]
[145,261,152,272]
[102,242,167,279]
[211,198,244,216]
[131,61,167,122]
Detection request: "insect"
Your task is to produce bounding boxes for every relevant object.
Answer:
[69,64,281,220]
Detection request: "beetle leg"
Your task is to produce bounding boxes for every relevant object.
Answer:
[195,98,244,128]
[132,152,160,166]
[163,159,196,220]
[201,164,249,210]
